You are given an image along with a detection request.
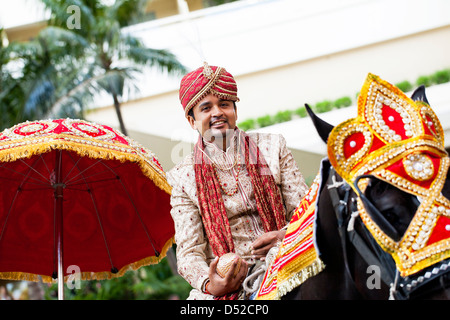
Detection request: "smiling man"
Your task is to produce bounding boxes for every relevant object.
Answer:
[167,63,308,300]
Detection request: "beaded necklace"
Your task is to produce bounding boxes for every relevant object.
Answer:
[199,131,241,196]
[213,157,241,196]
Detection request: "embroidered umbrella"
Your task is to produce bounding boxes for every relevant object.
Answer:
[0,118,174,299]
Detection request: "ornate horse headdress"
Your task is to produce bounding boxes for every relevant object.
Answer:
[328,73,450,276]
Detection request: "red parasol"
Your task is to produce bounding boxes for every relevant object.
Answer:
[0,118,174,299]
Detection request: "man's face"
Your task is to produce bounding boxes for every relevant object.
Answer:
[188,93,237,141]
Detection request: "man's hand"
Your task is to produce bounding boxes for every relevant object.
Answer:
[251,230,286,260]
[207,256,248,297]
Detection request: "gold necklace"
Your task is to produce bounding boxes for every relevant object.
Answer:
[213,158,241,196]
[199,131,242,195]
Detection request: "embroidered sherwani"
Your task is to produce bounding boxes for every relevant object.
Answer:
[167,132,308,299]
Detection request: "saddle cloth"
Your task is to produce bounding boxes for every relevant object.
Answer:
[256,172,325,300]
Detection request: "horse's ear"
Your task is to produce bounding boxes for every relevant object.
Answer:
[305,104,334,143]
[411,85,429,104]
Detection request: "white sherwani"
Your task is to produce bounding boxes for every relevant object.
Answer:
[166,132,308,299]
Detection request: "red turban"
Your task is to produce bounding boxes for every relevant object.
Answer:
[179,62,240,117]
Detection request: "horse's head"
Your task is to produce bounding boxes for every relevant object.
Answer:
[356,175,419,242]
[306,85,434,242]
[306,74,450,299]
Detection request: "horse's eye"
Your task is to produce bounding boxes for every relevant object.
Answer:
[383,208,398,224]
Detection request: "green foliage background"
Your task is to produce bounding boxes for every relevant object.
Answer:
[43,255,192,300]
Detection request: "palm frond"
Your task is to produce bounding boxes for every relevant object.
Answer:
[38,26,90,50]
[123,35,186,75]
[106,0,148,27]
[45,68,129,118]
[40,0,96,33]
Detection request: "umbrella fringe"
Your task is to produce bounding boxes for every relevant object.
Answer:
[0,271,53,283]
[78,236,176,282]
[0,237,175,284]
[0,138,172,195]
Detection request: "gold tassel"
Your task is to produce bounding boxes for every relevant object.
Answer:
[256,257,325,300]
[0,237,175,283]
[276,258,326,299]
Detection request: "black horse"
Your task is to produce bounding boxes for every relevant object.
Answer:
[283,86,450,300]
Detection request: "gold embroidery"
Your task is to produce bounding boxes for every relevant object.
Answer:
[328,73,450,276]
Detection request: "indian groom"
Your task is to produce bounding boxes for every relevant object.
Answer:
[167,62,308,299]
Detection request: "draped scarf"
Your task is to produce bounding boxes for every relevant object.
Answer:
[193,129,286,257]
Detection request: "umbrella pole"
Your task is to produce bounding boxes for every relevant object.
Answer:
[54,150,64,300]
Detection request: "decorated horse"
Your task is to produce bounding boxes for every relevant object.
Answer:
[255,73,450,300]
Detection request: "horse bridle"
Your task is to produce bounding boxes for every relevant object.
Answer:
[327,168,450,299]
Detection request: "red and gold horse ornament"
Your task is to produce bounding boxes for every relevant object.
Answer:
[256,73,450,300]
[327,73,450,278]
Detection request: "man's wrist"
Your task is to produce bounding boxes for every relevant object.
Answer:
[202,278,212,295]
